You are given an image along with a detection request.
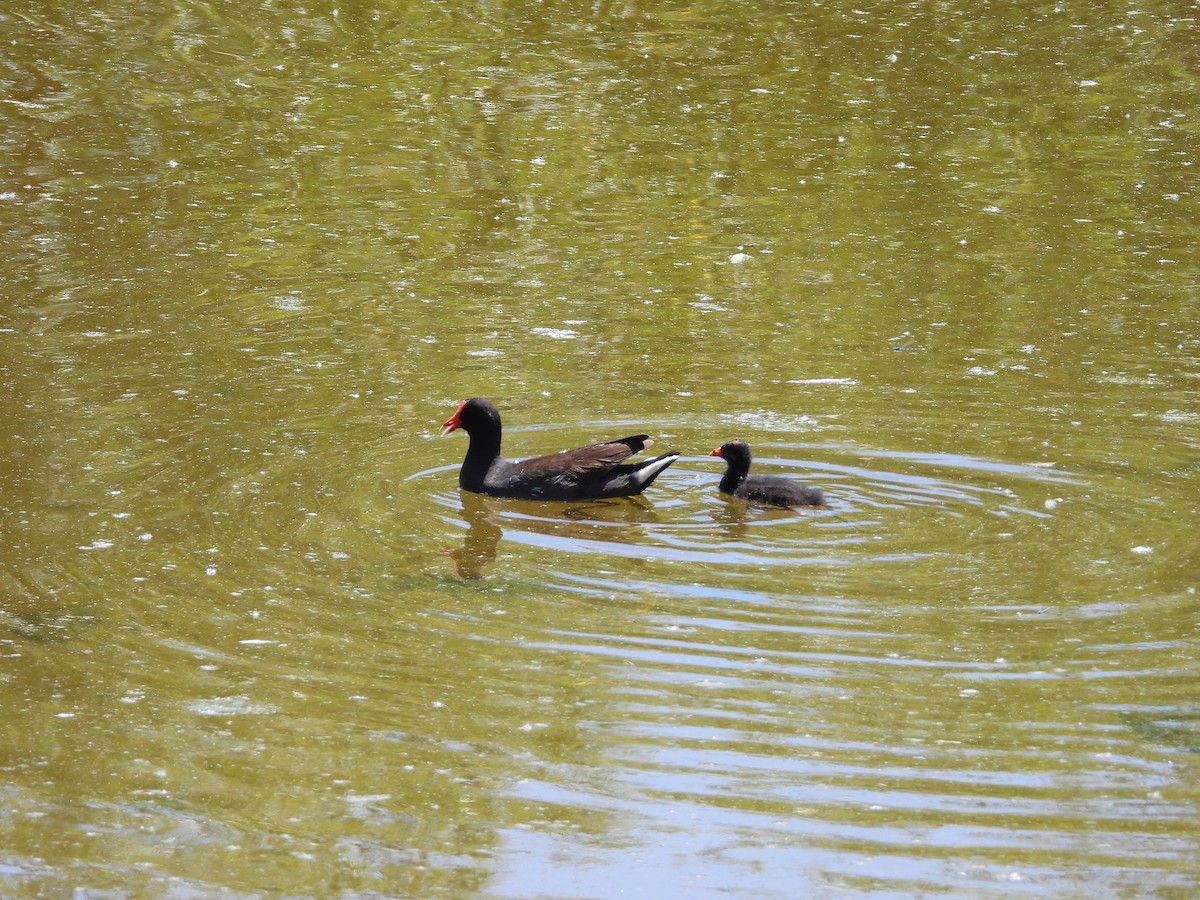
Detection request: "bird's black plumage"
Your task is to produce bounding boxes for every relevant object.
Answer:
[442,398,680,500]
[709,440,825,508]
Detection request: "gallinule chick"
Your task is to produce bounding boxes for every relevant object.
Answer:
[709,440,825,508]
[442,398,681,500]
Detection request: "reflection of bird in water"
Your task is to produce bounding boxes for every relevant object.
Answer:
[709,475,828,540]
[711,497,753,540]
[443,491,503,579]
[443,491,665,579]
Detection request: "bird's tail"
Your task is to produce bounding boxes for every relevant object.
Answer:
[629,450,681,490]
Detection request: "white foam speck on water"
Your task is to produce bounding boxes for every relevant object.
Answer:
[273,293,306,311]
[689,300,728,312]
[467,349,504,357]
[787,377,859,386]
[186,696,280,716]
[343,793,392,811]
[1094,372,1158,386]
[1162,409,1199,424]
[1131,546,1154,555]
[725,410,821,431]
[530,327,579,339]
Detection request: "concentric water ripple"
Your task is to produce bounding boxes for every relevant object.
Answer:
[11,409,1193,898]
[395,442,1197,896]
[410,442,1082,580]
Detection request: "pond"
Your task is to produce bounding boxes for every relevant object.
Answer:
[1,0,1197,896]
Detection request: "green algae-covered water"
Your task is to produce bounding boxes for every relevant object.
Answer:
[1,1,1197,895]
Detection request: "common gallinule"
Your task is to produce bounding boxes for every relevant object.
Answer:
[442,398,681,500]
[709,440,825,508]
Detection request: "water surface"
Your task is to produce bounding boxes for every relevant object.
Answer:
[1,0,1197,896]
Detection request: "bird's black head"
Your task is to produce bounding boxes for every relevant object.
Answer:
[441,397,501,436]
[709,439,752,465]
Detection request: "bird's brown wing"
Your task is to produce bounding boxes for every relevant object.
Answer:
[510,435,652,479]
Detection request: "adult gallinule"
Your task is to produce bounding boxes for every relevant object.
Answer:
[442,398,681,500]
[709,440,825,508]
